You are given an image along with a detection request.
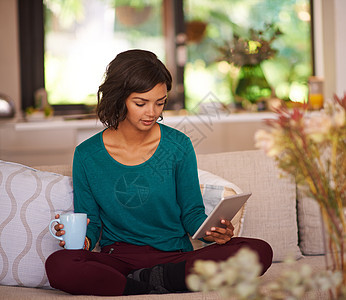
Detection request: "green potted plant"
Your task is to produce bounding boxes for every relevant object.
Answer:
[25,88,54,121]
[217,24,282,110]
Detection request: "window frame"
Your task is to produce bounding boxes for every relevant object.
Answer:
[18,0,45,112]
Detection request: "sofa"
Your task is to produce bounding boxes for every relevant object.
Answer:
[0,150,329,299]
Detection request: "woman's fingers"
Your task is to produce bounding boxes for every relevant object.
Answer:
[221,219,234,232]
[206,219,235,244]
[53,214,66,248]
[54,223,64,231]
[206,231,231,244]
[56,230,65,237]
[53,214,63,231]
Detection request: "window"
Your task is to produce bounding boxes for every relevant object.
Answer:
[19,0,313,114]
[44,0,164,106]
[183,0,312,110]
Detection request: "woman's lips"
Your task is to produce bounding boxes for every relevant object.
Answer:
[141,120,154,126]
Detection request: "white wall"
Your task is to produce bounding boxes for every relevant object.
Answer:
[313,0,346,99]
[0,113,272,166]
[334,0,346,97]
[0,0,21,116]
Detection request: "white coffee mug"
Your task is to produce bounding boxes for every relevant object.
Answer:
[49,213,87,250]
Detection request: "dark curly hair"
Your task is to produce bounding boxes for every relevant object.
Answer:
[97,49,172,129]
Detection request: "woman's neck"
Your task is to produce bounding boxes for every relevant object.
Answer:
[105,122,159,148]
[103,122,161,166]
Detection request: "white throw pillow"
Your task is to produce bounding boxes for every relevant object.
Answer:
[198,169,245,237]
[0,160,73,288]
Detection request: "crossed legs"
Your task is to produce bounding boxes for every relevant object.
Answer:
[45,237,273,296]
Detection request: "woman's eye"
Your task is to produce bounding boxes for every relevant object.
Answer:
[157,101,165,106]
[135,103,145,107]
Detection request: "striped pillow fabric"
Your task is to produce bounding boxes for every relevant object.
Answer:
[0,161,73,288]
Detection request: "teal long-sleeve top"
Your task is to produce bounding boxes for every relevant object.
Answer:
[73,123,207,252]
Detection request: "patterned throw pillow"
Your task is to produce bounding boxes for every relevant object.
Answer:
[199,184,245,238]
[198,169,245,237]
[0,161,73,288]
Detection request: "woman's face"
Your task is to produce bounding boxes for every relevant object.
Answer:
[123,83,167,131]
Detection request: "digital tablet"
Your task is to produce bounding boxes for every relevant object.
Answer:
[192,192,252,240]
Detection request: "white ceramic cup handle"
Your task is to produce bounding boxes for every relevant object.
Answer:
[49,218,63,241]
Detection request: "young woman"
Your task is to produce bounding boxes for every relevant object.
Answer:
[45,49,273,296]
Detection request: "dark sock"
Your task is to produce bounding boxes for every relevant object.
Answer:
[122,277,169,295]
[123,278,150,295]
[128,261,187,292]
[163,261,187,292]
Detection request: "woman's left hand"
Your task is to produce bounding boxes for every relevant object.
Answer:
[203,219,234,244]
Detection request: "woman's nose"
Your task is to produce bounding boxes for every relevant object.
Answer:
[145,104,155,116]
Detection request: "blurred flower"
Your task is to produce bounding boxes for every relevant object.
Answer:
[255,93,346,297]
[254,129,284,157]
[194,260,217,276]
[187,94,345,299]
[303,113,332,143]
[186,273,203,292]
[187,247,343,299]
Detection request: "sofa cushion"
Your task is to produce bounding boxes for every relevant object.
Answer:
[197,150,303,262]
[297,189,325,255]
[0,161,73,288]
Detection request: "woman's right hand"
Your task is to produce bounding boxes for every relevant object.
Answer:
[53,214,66,248]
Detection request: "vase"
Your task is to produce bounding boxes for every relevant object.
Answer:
[115,6,153,27]
[320,206,346,298]
[234,64,272,106]
[186,20,207,43]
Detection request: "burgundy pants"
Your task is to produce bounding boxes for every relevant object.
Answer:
[45,237,272,296]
